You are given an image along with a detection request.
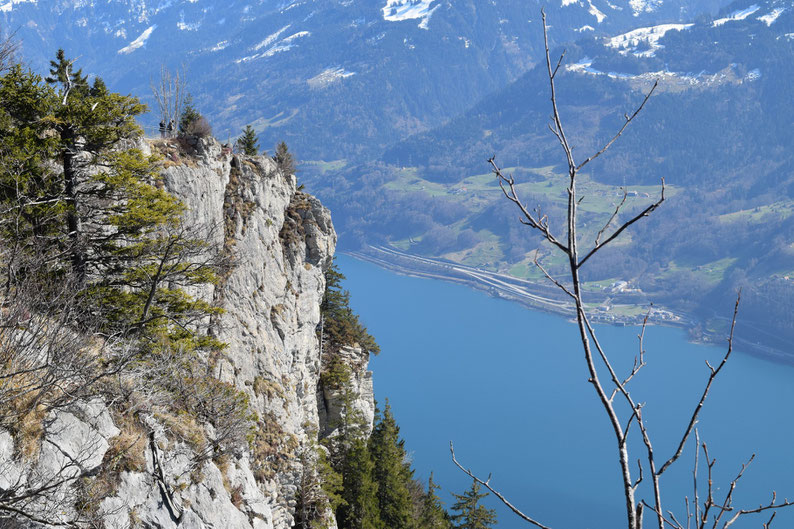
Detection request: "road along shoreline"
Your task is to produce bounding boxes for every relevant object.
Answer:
[345,245,793,365]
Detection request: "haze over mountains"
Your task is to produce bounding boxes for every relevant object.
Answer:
[5,0,793,354]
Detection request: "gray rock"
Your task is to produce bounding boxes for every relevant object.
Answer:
[0,137,374,529]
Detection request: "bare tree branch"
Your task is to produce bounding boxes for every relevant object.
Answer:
[450,442,553,529]
[533,251,575,299]
[657,293,740,477]
[466,10,793,529]
[577,179,665,270]
[575,80,658,172]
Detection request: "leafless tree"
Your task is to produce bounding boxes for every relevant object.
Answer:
[451,10,794,529]
[0,244,136,527]
[0,30,19,72]
[150,64,187,136]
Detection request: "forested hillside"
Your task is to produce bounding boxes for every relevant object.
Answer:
[305,0,794,354]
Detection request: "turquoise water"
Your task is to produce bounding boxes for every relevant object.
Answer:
[336,254,794,529]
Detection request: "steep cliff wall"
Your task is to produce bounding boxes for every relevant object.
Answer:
[156,136,339,529]
[0,136,374,529]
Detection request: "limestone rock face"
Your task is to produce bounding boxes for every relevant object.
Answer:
[0,137,374,529]
[160,137,338,529]
[318,346,376,441]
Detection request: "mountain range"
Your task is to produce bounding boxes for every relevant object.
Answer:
[3,0,733,157]
[4,0,793,354]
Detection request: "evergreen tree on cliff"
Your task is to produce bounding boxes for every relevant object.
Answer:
[337,439,384,529]
[420,474,453,529]
[450,481,496,529]
[369,403,415,529]
[42,50,147,284]
[179,93,200,133]
[274,140,296,174]
[236,124,260,156]
[0,53,220,347]
[321,257,380,355]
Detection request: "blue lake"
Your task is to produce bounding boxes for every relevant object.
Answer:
[336,254,794,529]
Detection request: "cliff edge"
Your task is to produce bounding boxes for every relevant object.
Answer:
[0,136,374,529]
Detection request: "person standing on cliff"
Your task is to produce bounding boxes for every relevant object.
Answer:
[159,120,166,138]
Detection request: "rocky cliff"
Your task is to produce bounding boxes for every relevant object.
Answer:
[0,136,374,529]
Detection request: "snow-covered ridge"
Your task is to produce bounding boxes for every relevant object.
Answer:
[117,25,156,54]
[713,4,760,26]
[607,23,692,57]
[382,0,439,29]
[567,57,761,86]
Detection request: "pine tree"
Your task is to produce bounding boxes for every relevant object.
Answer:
[274,140,296,174]
[449,481,496,529]
[294,444,344,529]
[0,55,221,348]
[45,48,88,95]
[369,403,415,529]
[42,52,148,284]
[236,124,260,156]
[419,474,452,529]
[337,439,384,529]
[179,93,202,134]
[321,257,380,355]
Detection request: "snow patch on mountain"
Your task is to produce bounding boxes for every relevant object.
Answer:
[254,25,291,51]
[418,4,439,29]
[607,23,693,57]
[282,1,305,13]
[588,0,607,22]
[576,25,595,32]
[382,0,438,28]
[758,7,785,25]
[561,0,580,6]
[177,12,201,31]
[0,0,35,12]
[713,4,760,26]
[209,40,229,52]
[629,0,664,16]
[118,25,156,54]
[307,67,355,88]
[569,58,752,88]
[237,31,310,63]
[281,31,310,44]
[154,0,174,14]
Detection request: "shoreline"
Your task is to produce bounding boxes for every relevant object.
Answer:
[345,245,794,366]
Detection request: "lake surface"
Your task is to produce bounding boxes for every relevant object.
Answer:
[336,254,794,529]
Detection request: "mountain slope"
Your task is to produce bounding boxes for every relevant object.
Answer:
[308,0,794,355]
[3,0,733,159]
